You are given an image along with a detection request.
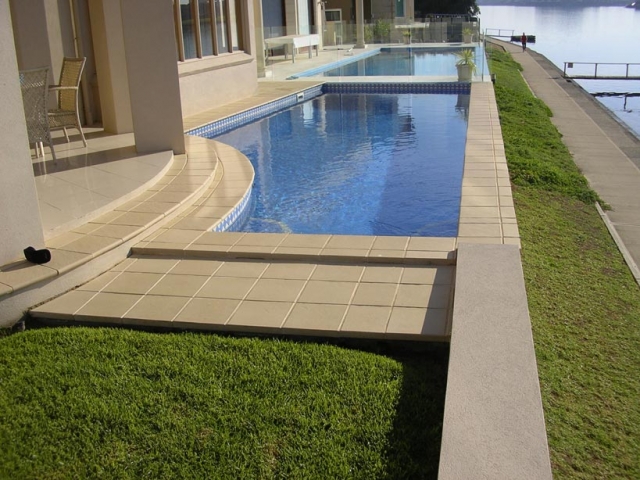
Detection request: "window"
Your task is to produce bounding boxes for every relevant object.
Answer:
[174,0,243,61]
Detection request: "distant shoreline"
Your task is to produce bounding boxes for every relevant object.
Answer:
[478,1,629,6]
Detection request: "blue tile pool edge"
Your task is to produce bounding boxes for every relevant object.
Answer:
[196,82,472,233]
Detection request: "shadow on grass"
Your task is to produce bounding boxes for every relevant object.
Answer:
[382,343,449,479]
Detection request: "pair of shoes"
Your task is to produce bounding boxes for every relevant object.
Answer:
[24,246,51,264]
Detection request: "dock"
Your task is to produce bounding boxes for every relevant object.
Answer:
[563,61,640,80]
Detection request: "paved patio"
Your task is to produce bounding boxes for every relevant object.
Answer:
[22,45,516,340]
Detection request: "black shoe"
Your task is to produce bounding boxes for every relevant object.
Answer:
[24,246,51,264]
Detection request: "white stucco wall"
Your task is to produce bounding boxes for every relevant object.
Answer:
[0,0,45,266]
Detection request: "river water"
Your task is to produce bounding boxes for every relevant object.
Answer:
[478,5,640,137]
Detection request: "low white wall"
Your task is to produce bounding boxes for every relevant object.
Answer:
[439,244,553,479]
[179,59,258,119]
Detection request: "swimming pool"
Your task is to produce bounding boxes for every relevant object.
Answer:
[291,46,484,79]
[206,85,469,237]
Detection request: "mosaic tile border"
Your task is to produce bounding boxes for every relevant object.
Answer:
[212,189,252,232]
[322,82,471,94]
[186,85,324,138]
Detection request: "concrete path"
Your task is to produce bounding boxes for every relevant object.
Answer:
[497,40,640,283]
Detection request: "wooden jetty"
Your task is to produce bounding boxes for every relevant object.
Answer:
[563,61,640,80]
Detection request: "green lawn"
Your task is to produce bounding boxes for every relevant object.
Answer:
[0,328,448,479]
[490,47,640,479]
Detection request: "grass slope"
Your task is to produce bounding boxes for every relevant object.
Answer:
[0,328,448,479]
[490,47,640,479]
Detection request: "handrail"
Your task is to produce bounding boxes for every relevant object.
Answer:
[485,28,514,38]
[563,61,640,79]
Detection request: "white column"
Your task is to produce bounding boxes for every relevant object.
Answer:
[88,0,133,134]
[354,0,365,48]
[0,0,45,265]
[120,0,185,154]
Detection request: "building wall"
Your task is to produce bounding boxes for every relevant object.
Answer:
[178,0,259,118]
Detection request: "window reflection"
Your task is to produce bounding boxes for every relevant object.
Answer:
[181,0,197,59]
[215,0,228,53]
[199,0,214,56]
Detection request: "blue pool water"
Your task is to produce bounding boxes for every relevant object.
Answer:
[294,47,483,78]
[211,92,468,237]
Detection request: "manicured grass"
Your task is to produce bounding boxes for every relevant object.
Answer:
[0,328,448,479]
[490,47,640,479]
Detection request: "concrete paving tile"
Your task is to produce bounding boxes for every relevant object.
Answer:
[147,191,191,204]
[371,236,409,251]
[109,212,159,227]
[61,235,118,256]
[0,263,57,291]
[500,206,517,218]
[191,206,231,218]
[121,257,180,274]
[461,186,498,196]
[89,224,142,241]
[151,229,204,244]
[325,235,375,250]
[352,283,398,307]
[502,224,520,238]
[78,271,121,292]
[193,231,245,245]
[174,298,240,325]
[361,266,403,283]
[214,261,268,278]
[170,218,217,231]
[458,216,501,224]
[401,266,453,285]
[246,278,306,302]
[404,250,456,262]
[407,237,455,251]
[462,177,498,188]
[102,272,163,295]
[272,246,322,257]
[298,280,357,304]
[110,257,137,271]
[184,244,230,255]
[171,259,223,276]
[460,206,500,218]
[148,274,209,297]
[310,265,364,282]
[44,249,90,275]
[196,276,257,299]
[386,307,448,337]
[460,196,499,207]
[503,237,522,248]
[123,295,190,323]
[30,290,96,319]
[227,300,293,328]
[319,248,370,258]
[395,284,450,309]
[235,233,287,247]
[75,292,143,321]
[283,303,347,332]
[128,201,180,214]
[456,236,503,245]
[368,250,406,260]
[228,246,276,255]
[134,242,188,255]
[340,305,391,334]
[262,262,315,280]
[46,231,84,249]
[458,224,502,237]
[276,234,330,249]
